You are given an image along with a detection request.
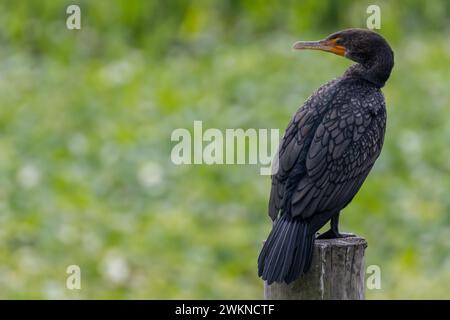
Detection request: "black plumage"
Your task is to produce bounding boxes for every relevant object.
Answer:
[258,29,394,284]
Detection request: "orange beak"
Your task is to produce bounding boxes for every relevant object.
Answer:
[293,38,346,56]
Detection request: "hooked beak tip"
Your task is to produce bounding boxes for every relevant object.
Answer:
[292,39,346,56]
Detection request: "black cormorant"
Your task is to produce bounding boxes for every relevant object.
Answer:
[258,28,394,284]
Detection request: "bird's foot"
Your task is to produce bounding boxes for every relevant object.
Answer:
[316,230,355,239]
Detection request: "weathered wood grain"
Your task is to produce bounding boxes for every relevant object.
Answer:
[264,235,367,300]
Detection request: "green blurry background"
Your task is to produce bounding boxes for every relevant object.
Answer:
[0,0,449,299]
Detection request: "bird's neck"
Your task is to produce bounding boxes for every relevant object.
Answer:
[344,56,393,88]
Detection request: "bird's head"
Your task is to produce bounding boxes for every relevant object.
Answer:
[293,28,394,86]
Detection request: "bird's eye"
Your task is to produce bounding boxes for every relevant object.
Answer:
[334,38,343,45]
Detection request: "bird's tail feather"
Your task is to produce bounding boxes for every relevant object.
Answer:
[258,214,315,284]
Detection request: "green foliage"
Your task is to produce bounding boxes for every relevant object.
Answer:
[0,1,448,299]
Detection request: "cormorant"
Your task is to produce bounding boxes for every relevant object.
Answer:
[258,28,394,284]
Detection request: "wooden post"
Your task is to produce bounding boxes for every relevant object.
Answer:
[264,235,367,300]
